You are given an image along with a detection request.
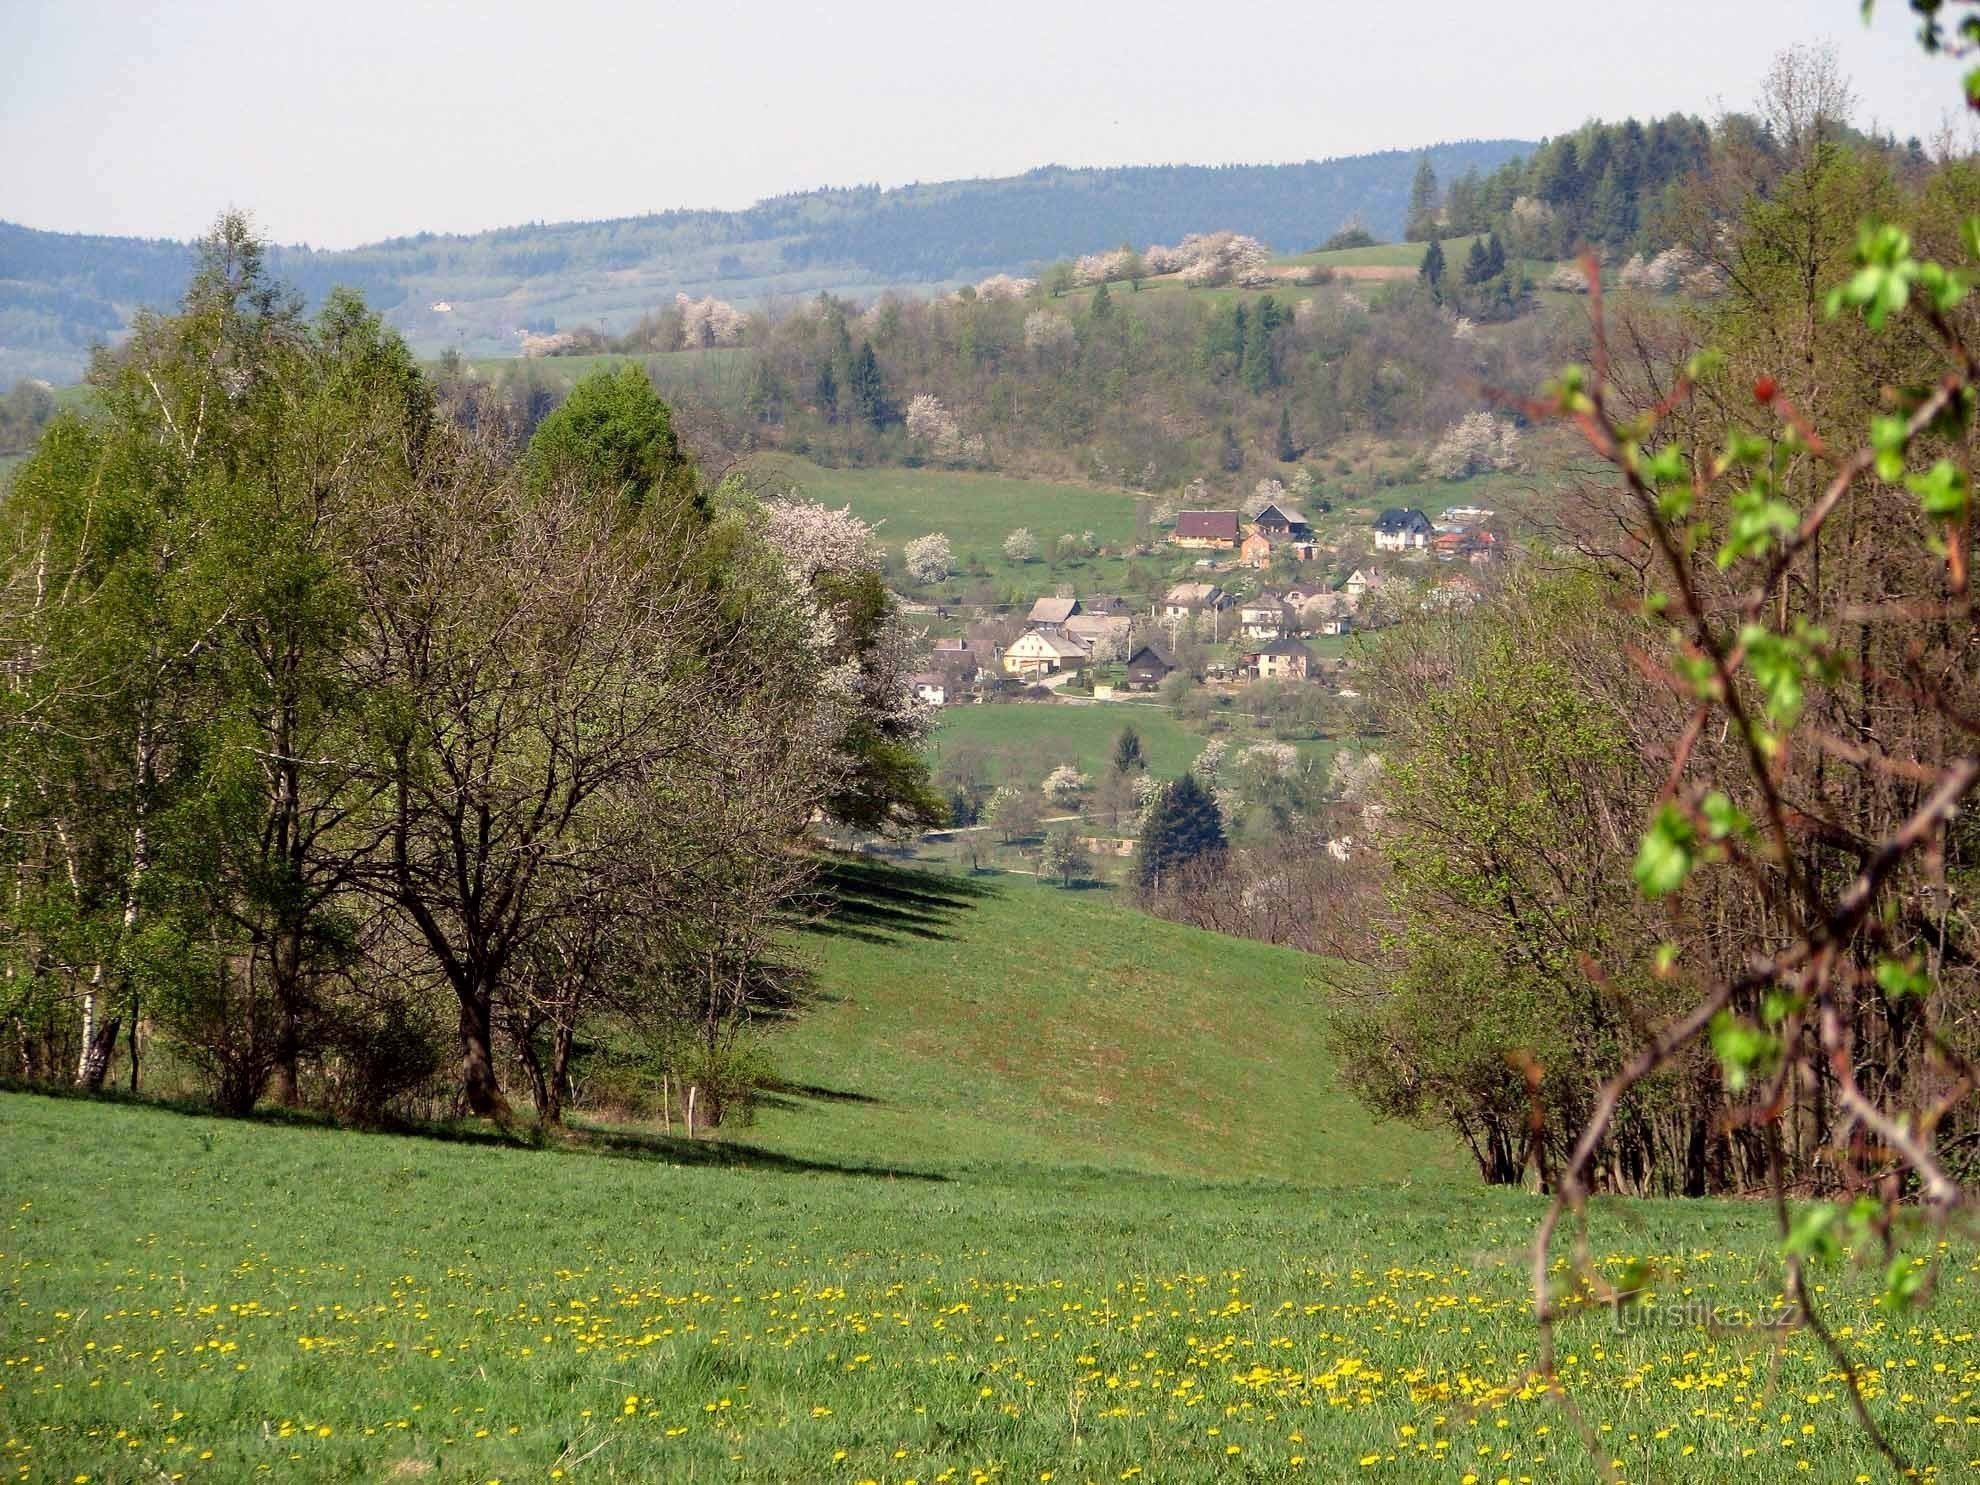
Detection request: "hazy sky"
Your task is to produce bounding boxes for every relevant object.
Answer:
[1,1,1966,249]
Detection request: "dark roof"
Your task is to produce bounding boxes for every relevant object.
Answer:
[1253,502,1310,526]
[1126,644,1177,670]
[1080,593,1135,615]
[1374,507,1434,533]
[1175,509,1242,540]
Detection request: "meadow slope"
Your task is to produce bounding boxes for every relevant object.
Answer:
[4,869,1977,1484]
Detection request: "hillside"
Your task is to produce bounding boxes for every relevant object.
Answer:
[0,141,1531,382]
[4,867,1970,1481]
[760,860,1445,1181]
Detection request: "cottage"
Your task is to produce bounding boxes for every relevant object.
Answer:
[1252,502,1312,541]
[1247,635,1314,682]
[1372,507,1435,551]
[909,672,951,706]
[1124,644,1177,689]
[1340,567,1384,607]
[1002,628,1090,678]
[1170,510,1243,549]
[1025,595,1081,632]
[1161,582,1231,619]
[1238,593,1293,640]
[1062,612,1131,655]
[1238,530,1274,568]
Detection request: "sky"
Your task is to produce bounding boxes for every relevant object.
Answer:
[0,0,1968,249]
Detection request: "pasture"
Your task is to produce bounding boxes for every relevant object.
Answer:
[6,869,1978,1483]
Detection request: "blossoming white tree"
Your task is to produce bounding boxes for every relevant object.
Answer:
[676,292,748,348]
[1428,411,1521,480]
[903,532,953,584]
[1002,526,1039,561]
[1023,310,1076,353]
[1043,764,1089,808]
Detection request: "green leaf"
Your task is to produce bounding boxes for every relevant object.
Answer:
[1871,414,1910,482]
[1783,1202,1843,1261]
[1874,955,1932,999]
[1761,988,1804,1024]
[1878,1255,1928,1311]
[1717,485,1799,566]
[1905,459,1970,520]
[1740,624,1810,727]
[1712,1012,1779,1095]
[1700,790,1750,841]
[1634,802,1699,899]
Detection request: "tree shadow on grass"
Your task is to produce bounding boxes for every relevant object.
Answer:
[802,854,990,946]
[0,1081,947,1184]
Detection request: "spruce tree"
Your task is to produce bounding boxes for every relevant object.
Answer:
[847,341,888,429]
[1404,154,1440,241]
[1483,232,1507,279]
[1463,236,1492,287]
[1276,406,1297,463]
[1112,726,1144,774]
[1219,425,1244,473]
[1135,773,1226,892]
[1090,279,1114,320]
[1418,235,1447,296]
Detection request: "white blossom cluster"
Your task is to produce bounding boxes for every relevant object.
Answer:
[1074,248,1138,285]
[1131,771,1166,829]
[1043,764,1089,806]
[1617,246,1698,292]
[1144,232,1273,288]
[1240,742,1300,779]
[1023,310,1077,352]
[1002,526,1039,560]
[1545,263,1591,293]
[904,393,986,461]
[1428,412,1522,480]
[973,273,1037,301]
[676,291,748,348]
[903,531,953,584]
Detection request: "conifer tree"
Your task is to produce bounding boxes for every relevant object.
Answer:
[1404,154,1440,240]
[1112,726,1144,774]
[1134,773,1226,892]
[1418,235,1447,296]
[1276,406,1297,463]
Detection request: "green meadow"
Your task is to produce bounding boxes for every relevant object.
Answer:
[6,866,1977,1484]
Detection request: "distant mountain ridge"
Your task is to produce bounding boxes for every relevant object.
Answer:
[0,140,1533,382]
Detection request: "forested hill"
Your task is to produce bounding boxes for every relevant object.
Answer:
[0,140,1529,382]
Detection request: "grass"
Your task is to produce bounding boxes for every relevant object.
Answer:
[927,704,1207,784]
[748,454,1149,590]
[7,859,1979,1485]
[6,870,1980,1482]
[1279,236,1482,270]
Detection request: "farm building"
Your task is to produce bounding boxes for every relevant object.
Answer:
[1247,636,1314,682]
[1002,629,1090,678]
[1025,595,1081,632]
[1124,644,1177,689]
[1170,510,1242,549]
[1372,508,1434,551]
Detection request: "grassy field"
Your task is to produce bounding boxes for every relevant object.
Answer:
[928,703,1208,784]
[5,871,1977,1483]
[749,455,1149,588]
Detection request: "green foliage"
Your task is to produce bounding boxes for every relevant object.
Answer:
[523,362,699,515]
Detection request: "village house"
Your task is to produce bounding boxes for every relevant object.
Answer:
[1124,643,1177,689]
[1247,635,1314,682]
[1238,592,1293,640]
[1025,595,1080,632]
[1170,510,1243,550]
[1372,507,1435,551]
[1433,528,1501,563]
[1340,567,1384,607]
[1251,502,1312,541]
[1238,529,1274,568]
[1002,628,1090,678]
[1062,612,1131,654]
[909,672,952,707]
[1161,582,1230,618]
